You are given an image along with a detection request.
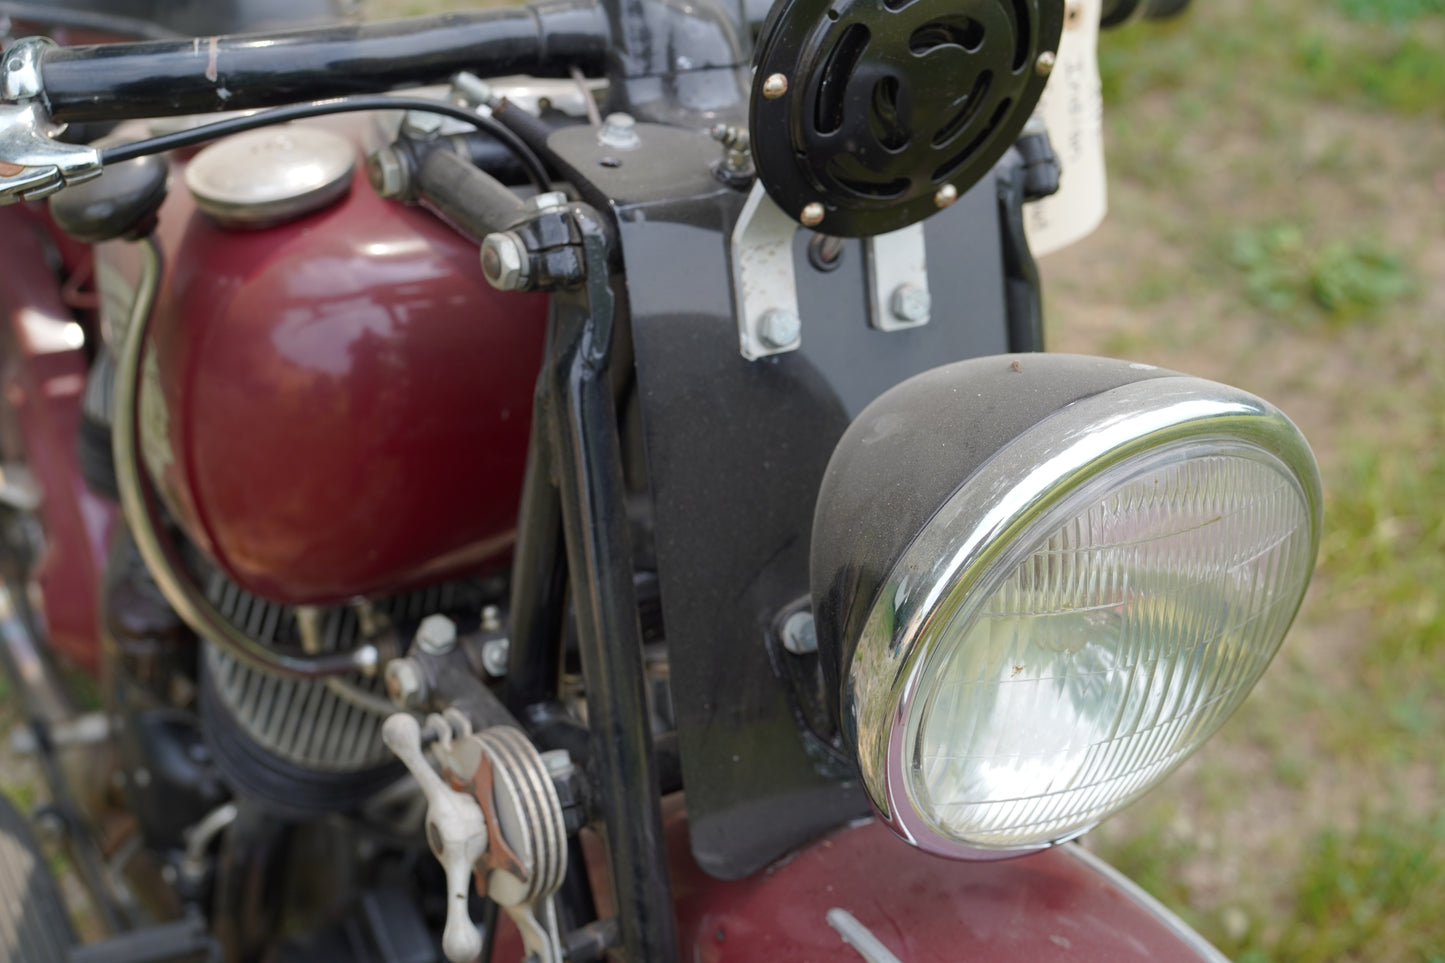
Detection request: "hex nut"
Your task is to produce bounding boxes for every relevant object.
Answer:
[415,614,458,655]
[525,190,569,213]
[481,636,511,678]
[890,284,932,324]
[384,658,428,709]
[599,112,640,150]
[481,232,529,291]
[781,611,818,655]
[367,146,409,200]
[758,309,802,349]
[540,749,575,781]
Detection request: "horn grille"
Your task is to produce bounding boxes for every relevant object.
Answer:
[750,0,1064,237]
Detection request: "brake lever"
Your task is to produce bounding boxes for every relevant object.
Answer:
[0,38,101,203]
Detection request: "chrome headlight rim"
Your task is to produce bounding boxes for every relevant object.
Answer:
[845,373,1323,860]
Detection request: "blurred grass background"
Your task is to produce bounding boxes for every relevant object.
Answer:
[3,0,1440,959]
[1044,1,1445,960]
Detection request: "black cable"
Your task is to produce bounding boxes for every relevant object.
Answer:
[0,2,184,40]
[99,96,552,192]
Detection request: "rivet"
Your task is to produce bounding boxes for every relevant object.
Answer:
[762,73,789,100]
[800,202,825,226]
[934,184,958,209]
[1035,51,1057,76]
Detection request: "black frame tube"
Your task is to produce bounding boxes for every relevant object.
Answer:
[39,2,610,124]
[504,408,569,716]
[542,209,677,963]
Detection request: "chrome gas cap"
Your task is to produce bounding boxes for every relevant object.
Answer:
[185,125,355,229]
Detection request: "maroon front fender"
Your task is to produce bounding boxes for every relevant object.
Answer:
[667,815,1226,962]
[498,803,1227,962]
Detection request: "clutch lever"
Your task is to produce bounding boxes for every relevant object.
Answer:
[0,38,101,203]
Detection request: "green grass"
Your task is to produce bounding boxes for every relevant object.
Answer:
[1057,1,1445,959]
[1330,0,1445,22]
[1227,224,1413,324]
[1244,815,1445,963]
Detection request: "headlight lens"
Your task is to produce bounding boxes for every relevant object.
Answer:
[814,357,1322,859]
[908,440,1313,849]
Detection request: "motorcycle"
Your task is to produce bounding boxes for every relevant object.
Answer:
[0,0,1323,959]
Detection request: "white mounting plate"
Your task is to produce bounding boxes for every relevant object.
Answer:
[730,181,802,361]
[864,224,930,332]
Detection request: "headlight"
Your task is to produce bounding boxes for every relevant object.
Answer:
[811,355,1321,858]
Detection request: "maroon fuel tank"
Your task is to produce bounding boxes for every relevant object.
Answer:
[142,143,548,605]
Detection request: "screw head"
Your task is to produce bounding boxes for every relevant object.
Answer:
[780,611,817,655]
[415,614,458,655]
[889,284,932,324]
[758,309,802,349]
[1035,50,1057,76]
[762,73,789,100]
[481,232,529,291]
[934,183,958,209]
[481,636,511,678]
[384,658,427,709]
[800,202,825,226]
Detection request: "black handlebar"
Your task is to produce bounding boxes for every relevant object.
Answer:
[38,1,611,124]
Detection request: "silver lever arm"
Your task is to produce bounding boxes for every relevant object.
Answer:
[0,38,101,204]
[382,713,489,963]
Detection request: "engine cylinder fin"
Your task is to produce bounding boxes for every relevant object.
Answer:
[197,566,489,814]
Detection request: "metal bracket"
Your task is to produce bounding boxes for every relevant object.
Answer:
[730,181,802,361]
[0,100,101,203]
[863,223,930,332]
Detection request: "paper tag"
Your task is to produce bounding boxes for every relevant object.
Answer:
[1024,0,1108,258]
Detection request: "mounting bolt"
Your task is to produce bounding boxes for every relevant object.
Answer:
[481,636,511,678]
[415,614,458,655]
[762,73,789,100]
[367,146,410,200]
[934,183,958,209]
[598,112,640,150]
[1035,51,1057,76]
[481,232,530,291]
[890,284,931,324]
[384,658,428,709]
[758,309,802,348]
[800,202,825,226]
[781,611,817,655]
[524,190,568,213]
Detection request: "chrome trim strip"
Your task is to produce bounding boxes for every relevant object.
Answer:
[1066,843,1234,963]
[826,908,904,963]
